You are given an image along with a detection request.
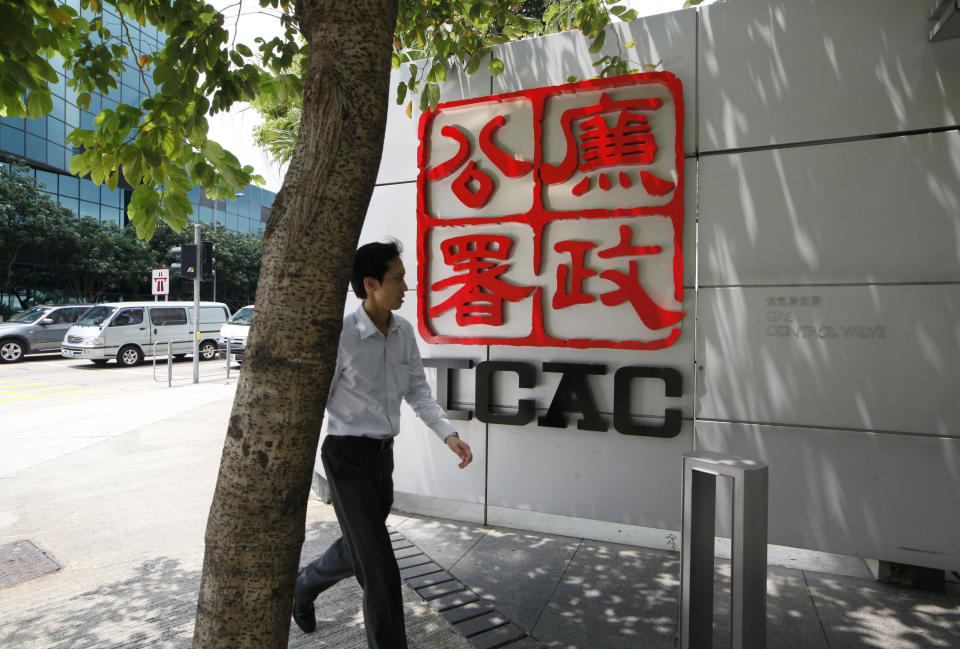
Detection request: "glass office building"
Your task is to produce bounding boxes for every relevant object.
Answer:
[0,3,275,234]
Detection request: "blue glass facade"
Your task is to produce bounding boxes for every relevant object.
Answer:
[0,2,274,234]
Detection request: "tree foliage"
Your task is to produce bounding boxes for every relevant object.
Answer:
[0,0,284,239]
[0,162,72,305]
[252,0,687,164]
[0,161,261,313]
[1,1,701,238]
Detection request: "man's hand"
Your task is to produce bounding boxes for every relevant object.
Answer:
[445,434,473,469]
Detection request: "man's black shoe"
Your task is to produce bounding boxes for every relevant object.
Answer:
[292,576,317,633]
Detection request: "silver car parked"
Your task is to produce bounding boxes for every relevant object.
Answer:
[0,304,95,363]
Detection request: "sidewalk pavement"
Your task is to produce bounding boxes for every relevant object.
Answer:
[2,383,958,648]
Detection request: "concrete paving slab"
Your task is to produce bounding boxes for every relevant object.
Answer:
[482,599,540,634]
[529,539,680,649]
[709,561,830,649]
[806,572,960,649]
[395,516,489,570]
[447,527,580,612]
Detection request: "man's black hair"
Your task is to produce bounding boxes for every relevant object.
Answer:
[352,240,402,298]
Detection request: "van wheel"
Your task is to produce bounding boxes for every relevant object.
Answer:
[0,338,26,363]
[117,345,143,367]
[198,340,218,361]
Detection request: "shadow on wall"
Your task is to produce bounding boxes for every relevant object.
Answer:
[495,10,692,94]
[692,0,960,570]
[698,0,960,150]
[694,280,960,563]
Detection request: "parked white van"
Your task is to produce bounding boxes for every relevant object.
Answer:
[219,304,253,363]
[60,301,230,367]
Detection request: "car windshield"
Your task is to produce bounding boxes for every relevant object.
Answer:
[228,307,254,325]
[8,306,49,323]
[76,305,116,326]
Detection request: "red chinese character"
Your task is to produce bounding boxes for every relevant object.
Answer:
[597,225,683,329]
[428,116,532,209]
[429,235,534,326]
[551,225,683,331]
[542,92,675,197]
[552,240,597,309]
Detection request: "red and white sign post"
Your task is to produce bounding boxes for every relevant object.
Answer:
[152,268,169,301]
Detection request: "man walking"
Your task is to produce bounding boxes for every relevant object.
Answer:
[293,240,472,648]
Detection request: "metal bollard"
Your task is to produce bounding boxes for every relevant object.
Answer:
[680,451,768,649]
[151,340,175,387]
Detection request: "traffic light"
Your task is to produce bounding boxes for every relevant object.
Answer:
[201,241,215,281]
[170,244,197,279]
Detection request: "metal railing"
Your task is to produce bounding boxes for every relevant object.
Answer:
[151,339,239,386]
[680,451,769,649]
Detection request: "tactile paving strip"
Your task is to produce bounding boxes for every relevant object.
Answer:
[390,528,544,649]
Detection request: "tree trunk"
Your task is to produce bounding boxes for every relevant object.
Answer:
[192,1,399,647]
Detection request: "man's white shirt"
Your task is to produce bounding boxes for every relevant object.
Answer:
[325,304,457,441]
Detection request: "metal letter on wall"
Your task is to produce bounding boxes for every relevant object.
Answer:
[423,358,474,420]
[613,366,682,437]
[475,361,537,425]
[538,362,608,431]
[417,72,686,350]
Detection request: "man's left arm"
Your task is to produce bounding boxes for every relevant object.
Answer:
[402,326,473,469]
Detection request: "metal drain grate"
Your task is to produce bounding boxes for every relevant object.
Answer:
[0,540,61,588]
[390,529,541,649]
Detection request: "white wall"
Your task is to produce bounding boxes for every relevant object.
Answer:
[325,0,960,571]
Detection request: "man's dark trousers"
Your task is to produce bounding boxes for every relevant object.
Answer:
[297,435,408,649]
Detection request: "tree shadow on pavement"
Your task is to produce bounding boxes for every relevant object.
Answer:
[0,557,200,649]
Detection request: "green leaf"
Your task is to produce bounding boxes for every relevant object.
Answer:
[163,190,192,230]
[396,81,407,106]
[68,150,92,176]
[466,55,483,75]
[621,9,638,22]
[128,185,161,240]
[567,75,578,83]
[235,43,253,57]
[486,58,504,77]
[25,90,53,119]
[588,30,606,54]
